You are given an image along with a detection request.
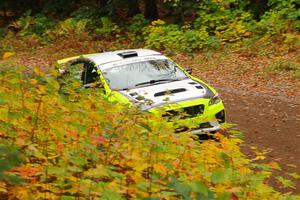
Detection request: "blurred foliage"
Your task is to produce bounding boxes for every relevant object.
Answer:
[0,64,299,199]
[0,0,299,51]
[0,145,22,185]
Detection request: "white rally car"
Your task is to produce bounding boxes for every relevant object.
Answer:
[57,49,225,134]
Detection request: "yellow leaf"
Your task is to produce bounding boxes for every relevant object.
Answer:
[135,163,150,172]
[11,186,31,199]
[226,187,241,193]
[153,163,167,175]
[268,162,282,170]
[47,154,60,159]
[33,66,45,77]
[253,155,266,161]
[287,164,297,168]
[0,181,7,193]
[29,79,38,85]
[66,176,78,182]
[2,52,15,59]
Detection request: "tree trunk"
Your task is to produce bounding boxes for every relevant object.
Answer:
[144,0,157,20]
[2,0,8,25]
[97,0,108,8]
[97,0,110,15]
[128,0,140,17]
[249,0,268,20]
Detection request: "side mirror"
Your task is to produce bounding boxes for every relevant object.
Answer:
[185,67,192,75]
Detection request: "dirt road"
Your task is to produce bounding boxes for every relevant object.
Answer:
[217,87,300,193]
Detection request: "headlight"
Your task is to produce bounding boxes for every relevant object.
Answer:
[209,93,221,105]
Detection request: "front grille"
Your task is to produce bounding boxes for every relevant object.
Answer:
[162,104,205,120]
[183,105,204,118]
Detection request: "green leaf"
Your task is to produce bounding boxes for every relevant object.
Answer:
[216,192,230,200]
[218,152,231,168]
[276,176,295,189]
[60,196,76,200]
[102,190,124,200]
[287,172,300,179]
[189,180,209,194]
[211,168,232,184]
[189,180,215,200]
[48,166,66,176]
[71,156,86,167]
[138,122,152,132]
[168,176,192,200]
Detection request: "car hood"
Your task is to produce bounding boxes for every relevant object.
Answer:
[119,79,211,111]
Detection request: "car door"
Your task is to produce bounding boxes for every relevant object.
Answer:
[64,59,96,85]
[59,58,108,91]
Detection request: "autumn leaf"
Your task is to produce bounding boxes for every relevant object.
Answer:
[153,163,167,175]
[2,52,15,60]
[276,176,295,189]
[287,172,300,179]
[10,166,42,177]
[90,135,106,144]
[267,162,281,170]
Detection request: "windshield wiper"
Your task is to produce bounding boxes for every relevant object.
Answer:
[135,78,181,87]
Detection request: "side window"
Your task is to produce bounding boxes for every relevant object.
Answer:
[81,62,99,85]
[65,60,99,86]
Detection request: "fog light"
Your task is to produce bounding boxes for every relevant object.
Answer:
[209,93,221,105]
[215,110,225,123]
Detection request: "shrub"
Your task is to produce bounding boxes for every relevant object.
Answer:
[48,18,91,38]
[0,64,299,199]
[269,59,300,72]
[8,11,55,38]
[127,14,150,34]
[0,28,6,39]
[194,0,253,44]
[95,17,121,38]
[143,20,209,52]
[255,0,299,36]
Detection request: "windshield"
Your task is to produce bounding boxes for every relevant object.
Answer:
[102,59,188,90]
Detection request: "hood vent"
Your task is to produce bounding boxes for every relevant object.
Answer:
[195,85,203,89]
[188,82,198,85]
[129,92,138,96]
[154,88,186,97]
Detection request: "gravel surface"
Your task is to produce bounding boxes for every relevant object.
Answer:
[217,87,300,193]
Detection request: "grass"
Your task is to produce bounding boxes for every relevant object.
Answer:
[268,59,300,79]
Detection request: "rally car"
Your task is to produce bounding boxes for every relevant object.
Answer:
[56,49,225,134]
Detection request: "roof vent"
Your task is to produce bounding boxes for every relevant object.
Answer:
[117,51,138,58]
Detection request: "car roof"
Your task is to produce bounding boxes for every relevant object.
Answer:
[57,49,162,66]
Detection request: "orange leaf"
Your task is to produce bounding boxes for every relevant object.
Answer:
[11,166,42,177]
[153,163,167,175]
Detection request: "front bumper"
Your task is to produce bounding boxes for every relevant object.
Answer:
[150,98,226,135]
[188,121,221,134]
